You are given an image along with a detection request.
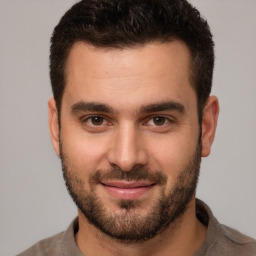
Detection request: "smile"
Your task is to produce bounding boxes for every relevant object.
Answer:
[100,181,156,200]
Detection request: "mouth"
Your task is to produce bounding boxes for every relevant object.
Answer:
[100,180,156,200]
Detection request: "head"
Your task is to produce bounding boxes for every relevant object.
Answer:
[48,0,219,243]
[50,0,214,122]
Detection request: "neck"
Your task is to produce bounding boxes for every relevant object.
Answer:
[75,198,207,256]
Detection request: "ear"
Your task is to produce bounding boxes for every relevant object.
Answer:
[201,96,219,157]
[48,97,60,157]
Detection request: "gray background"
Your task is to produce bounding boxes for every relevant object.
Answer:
[0,1,255,255]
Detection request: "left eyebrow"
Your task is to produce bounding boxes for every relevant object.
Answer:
[71,101,114,114]
[141,101,185,114]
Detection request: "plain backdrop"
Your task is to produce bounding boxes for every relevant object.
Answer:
[0,1,255,255]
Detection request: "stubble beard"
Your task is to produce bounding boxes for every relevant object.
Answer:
[60,142,201,243]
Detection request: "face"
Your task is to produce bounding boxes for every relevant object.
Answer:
[50,41,204,242]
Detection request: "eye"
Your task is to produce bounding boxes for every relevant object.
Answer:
[82,115,109,127]
[88,116,105,126]
[152,116,167,126]
[147,116,170,126]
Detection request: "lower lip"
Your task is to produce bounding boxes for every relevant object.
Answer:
[101,184,154,200]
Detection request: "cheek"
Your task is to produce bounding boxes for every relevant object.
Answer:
[147,133,197,182]
[61,130,110,171]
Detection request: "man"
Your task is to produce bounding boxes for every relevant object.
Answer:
[18,0,256,255]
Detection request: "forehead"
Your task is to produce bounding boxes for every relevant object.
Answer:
[63,41,195,111]
[66,40,192,79]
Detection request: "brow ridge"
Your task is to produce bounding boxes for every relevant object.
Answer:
[141,101,185,113]
[71,100,185,115]
[71,101,114,113]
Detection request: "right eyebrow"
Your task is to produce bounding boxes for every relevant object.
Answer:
[141,101,185,114]
[71,101,114,114]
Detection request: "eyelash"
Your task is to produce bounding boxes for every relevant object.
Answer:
[80,115,174,131]
[81,115,111,128]
[145,116,173,126]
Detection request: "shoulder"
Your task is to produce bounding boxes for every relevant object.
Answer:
[17,218,81,256]
[196,199,256,256]
[214,224,256,255]
[17,231,64,256]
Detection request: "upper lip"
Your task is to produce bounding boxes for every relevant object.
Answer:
[101,181,155,188]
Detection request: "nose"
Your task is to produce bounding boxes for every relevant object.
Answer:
[106,123,148,172]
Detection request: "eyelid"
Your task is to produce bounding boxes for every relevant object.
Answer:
[80,114,113,129]
[80,114,175,131]
[81,113,108,120]
[144,115,174,125]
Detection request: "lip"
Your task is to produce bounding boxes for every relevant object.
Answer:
[100,181,155,200]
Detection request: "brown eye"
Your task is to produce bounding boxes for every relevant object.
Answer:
[90,116,104,125]
[153,116,166,126]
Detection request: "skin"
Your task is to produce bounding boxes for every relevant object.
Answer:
[48,41,219,256]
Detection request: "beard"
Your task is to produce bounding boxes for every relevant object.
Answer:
[60,142,201,243]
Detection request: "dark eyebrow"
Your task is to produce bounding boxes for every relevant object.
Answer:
[71,101,114,114]
[141,101,185,114]
[71,100,185,115]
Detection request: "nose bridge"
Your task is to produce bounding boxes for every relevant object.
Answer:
[107,122,148,171]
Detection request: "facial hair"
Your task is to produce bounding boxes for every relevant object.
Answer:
[60,142,201,243]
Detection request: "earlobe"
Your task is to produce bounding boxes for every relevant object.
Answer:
[48,97,60,157]
[201,96,219,157]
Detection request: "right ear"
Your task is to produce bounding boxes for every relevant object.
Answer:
[48,98,60,157]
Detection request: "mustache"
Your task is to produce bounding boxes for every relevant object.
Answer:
[89,165,167,186]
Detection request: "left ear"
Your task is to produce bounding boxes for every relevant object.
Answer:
[48,97,60,157]
[201,96,219,157]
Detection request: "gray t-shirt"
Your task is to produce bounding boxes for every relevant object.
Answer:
[17,199,256,256]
